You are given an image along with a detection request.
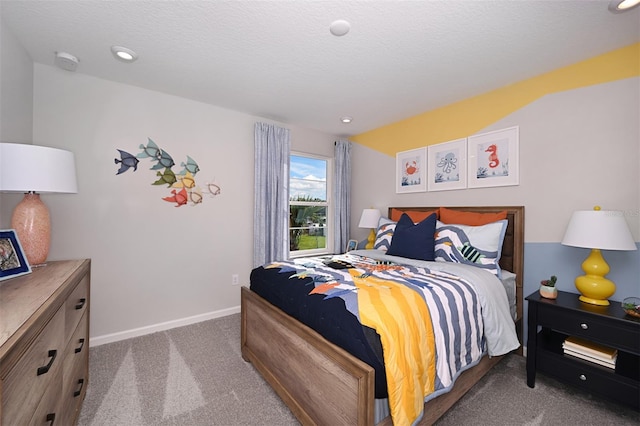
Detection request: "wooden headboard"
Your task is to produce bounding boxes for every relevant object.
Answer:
[389,206,525,349]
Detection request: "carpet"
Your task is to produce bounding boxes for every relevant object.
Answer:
[78,313,639,425]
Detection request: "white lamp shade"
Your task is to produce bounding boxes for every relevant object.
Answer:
[561,210,637,251]
[0,143,78,193]
[358,208,381,229]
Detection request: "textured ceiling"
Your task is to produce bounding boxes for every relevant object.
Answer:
[1,1,639,137]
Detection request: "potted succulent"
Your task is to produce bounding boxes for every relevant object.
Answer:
[540,275,558,299]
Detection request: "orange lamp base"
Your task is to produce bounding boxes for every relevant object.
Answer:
[11,193,51,266]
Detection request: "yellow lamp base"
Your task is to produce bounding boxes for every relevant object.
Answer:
[365,229,376,250]
[574,249,615,306]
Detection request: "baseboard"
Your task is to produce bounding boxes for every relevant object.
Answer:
[90,305,241,347]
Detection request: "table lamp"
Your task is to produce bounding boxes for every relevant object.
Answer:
[561,206,637,306]
[0,143,78,265]
[358,208,381,250]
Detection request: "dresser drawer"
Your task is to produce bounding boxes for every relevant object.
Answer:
[62,311,89,425]
[29,369,63,426]
[538,351,640,409]
[1,307,65,425]
[64,275,89,344]
[537,303,640,353]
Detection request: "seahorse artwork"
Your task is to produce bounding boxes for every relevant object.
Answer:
[485,144,499,168]
[114,137,221,207]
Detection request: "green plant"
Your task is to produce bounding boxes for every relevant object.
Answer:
[540,275,557,287]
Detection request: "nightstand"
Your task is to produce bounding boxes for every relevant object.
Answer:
[526,290,639,409]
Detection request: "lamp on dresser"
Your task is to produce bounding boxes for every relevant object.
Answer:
[358,208,381,250]
[0,143,78,265]
[561,206,637,306]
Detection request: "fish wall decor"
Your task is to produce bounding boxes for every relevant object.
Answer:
[114,137,221,207]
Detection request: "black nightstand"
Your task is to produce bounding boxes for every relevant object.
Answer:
[526,290,640,409]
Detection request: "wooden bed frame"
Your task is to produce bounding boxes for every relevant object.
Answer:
[241,206,524,425]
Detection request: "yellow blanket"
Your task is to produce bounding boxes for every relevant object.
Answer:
[350,270,436,426]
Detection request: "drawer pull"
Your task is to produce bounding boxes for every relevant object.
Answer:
[37,349,58,376]
[74,378,85,397]
[75,338,85,353]
[579,374,587,381]
[46,413,56,425]
[75,298,86,310]
[580,323,588,330]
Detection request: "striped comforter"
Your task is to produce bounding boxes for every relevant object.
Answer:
[251,251,519,426]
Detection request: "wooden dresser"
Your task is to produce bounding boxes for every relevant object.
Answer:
[0,259,91,425]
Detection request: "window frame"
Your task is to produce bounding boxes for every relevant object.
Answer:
[289,151,333,258]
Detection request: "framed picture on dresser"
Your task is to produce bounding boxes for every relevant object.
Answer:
[0,229,31,281]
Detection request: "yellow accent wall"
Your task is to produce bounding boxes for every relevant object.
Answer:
[352,42,640,156]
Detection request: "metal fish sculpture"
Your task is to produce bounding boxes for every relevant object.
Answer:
[178,156,200,176]
[189,187,203,205]
[137,138,162,160]
[162,188,188,207]
[152,168,177,187]
[205,182,221,197]
[150,149,175,170]
[172,171,196,189]
[114,149,140,174]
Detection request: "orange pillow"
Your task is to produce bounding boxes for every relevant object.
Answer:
[390,208,439,223]
[439,207,507,226]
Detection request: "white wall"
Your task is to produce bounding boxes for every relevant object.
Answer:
[0,19,33,144]
[350,77,639,306]
[0,17,34,223]
[350,77,640,244]
[27,64,338,343]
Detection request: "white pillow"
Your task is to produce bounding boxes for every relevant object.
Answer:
[434,220,507,277]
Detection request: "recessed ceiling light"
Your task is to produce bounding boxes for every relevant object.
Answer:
[330,20,351,37]
[341,116,353,124]
[608,0,640,13]
[111,46,138,62]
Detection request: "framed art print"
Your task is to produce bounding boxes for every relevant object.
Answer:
[467,126,519,189]
[346,239,358,252]
[0,229,32,281]
[396,147,427,193]
[427,138,467,191]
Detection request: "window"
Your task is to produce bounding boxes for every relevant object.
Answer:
[289,153,332,257]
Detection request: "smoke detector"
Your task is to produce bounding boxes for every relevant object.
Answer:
[54,52,79,72]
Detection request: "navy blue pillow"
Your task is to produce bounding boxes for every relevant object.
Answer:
[387,212,437,261]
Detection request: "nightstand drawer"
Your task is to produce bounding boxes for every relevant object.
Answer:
[539,351,640,409]
[537,303,640,354]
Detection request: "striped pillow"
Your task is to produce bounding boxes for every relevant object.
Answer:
[434,220,507,277]
[373,217,396,252]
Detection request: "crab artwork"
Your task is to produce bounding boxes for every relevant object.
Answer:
[405,160,419,176]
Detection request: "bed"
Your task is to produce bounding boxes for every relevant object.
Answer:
[241,206,524,425]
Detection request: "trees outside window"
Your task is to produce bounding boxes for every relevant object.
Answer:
[289,154,332,256]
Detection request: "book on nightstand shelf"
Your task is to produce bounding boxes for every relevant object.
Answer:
[562,336,617,369]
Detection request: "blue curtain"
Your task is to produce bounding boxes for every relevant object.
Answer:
[253,122,291,267]
[333,140,352,253]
